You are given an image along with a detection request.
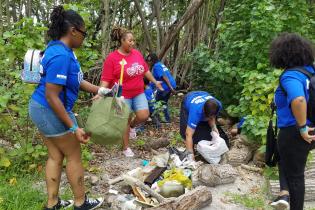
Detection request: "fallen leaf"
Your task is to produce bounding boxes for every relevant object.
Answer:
[9,177,17,186]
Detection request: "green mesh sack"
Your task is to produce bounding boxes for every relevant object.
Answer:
[85,97,130,145]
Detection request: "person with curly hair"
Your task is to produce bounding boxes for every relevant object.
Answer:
[29,5,105,210]
[270,32,315,210]
[100,27,163,157]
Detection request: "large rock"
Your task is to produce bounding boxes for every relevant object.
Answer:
[226,141,253,167]
[198,164,237,187]
[147,186,212,210]
[253,149,265,167]
[143,138,170,151]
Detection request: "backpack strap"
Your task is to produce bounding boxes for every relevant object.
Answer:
[279,66,313,95]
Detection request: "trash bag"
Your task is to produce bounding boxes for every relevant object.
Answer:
[85,97,130,145]
[196,131,229,164]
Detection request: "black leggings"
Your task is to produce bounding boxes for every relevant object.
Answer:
[277,126,312,210]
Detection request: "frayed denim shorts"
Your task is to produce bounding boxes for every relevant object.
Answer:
[28,99,77,138]
[124,93,149,112]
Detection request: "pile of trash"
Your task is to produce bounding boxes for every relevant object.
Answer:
[105,141,235,210]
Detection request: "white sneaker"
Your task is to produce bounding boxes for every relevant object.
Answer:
[123,148,135,157]
[129,128,137,139]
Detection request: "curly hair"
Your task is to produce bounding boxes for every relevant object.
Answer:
[269,32,314,69]
[110,26,132,45]
[47,5,84,40]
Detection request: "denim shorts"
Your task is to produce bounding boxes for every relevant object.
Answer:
[124,93,149,112]
[28,99,77,138]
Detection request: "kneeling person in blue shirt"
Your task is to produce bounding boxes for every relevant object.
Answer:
[180,91,222,159]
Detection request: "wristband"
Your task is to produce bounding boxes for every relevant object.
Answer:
[299,124,308,134]
[69,125,78,133]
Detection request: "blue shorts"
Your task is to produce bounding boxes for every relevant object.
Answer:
[28,99,77,138]
[124,93,149,112]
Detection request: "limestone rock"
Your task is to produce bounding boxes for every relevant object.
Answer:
[227,142,253,167]
[198,164,237,187]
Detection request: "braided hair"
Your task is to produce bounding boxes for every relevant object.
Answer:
[47,5,85,40]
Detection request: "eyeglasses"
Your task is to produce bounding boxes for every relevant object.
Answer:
[75,28,87,38]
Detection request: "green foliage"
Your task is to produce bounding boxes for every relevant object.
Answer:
[170,131,183,146]
[225,191,271,209]
[264,166,279,181]
[191,0,315,144]
[6,143,47,173]
[0,174,46,210]
[0,148,11,168]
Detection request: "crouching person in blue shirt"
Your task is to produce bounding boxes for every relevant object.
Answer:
[179,91,222,160]
[146,53,176,123]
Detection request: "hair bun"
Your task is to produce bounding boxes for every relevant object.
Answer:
[111,26,128,42]
[50,5,65,24]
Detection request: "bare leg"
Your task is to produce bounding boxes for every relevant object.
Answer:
[52,133,85,206]
[44,138,64,208]
[123,109,149,150]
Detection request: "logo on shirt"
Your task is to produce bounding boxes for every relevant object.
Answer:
[162,64,169,72]
[126,63,145,77]
[191,95,213,104]
[56,74,67,80]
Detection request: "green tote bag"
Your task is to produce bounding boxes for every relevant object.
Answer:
[85,96,130,145]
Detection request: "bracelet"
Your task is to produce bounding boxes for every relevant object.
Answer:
[69,125,78,133]
[299,124,308,134]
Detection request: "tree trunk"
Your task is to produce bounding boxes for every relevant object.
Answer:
[153,0,163,51]
[26,0,32,17]
[5,0,10,25]
[158,0,205,59]
[148,186,212,210]
[101,0,111,58]
[10,1,18,22]
[133,0,153,53]
[209,0,226,50]
[172,27,190,79]
[0,0,3,35]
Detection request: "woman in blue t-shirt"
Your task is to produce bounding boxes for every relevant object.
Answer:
[29,6,105,210]
[146,53,176,123]
[270,33,315,210]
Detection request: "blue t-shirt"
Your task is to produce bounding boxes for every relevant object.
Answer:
[151,62,176,91]
[144,86,156,114]
[31,40,83,112]
[184,91,222,129]
[275,65,315,128]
